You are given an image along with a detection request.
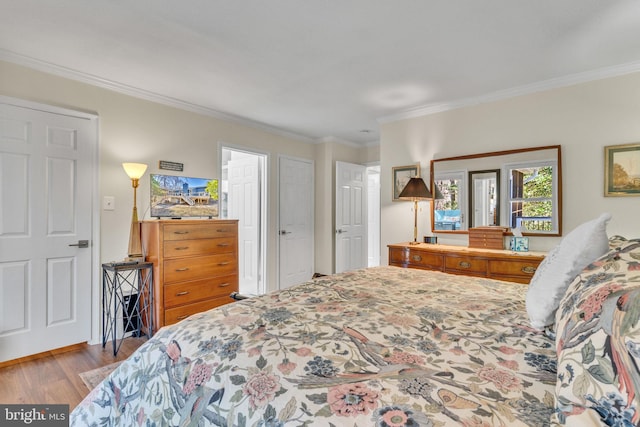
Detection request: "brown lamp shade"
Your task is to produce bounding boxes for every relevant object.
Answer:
[398,177,433,200]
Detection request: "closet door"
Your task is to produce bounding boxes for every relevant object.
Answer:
[335,161,367,274]
[278,156,313,289]
[0,99,96,362]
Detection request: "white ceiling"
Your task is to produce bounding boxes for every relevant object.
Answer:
[2,1,640,146]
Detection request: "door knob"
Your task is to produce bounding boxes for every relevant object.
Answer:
[336,229,345,234]
[279,230,291,235]
[68,240,89,248]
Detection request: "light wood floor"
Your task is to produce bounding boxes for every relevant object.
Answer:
[0,337,146,409]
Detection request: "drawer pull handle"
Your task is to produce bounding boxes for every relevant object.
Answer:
[411,255,422,262]
[175,267,190,272]
[174,231,189,235]
[217,243,230,247]
[217,229,226,233]
[175,246,189,250]
[459,261,471,269]
[219,282,231,287]
[218,262,230,266]
[522,266,537,274]
[176,291,190,296]
[176,315,189,320]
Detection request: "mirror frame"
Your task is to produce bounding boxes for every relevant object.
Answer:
[430,145,562,236]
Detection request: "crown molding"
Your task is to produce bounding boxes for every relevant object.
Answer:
[0,48,322,145]
[316,136,361,148]
[378,60,640,124]
[317,135,380,148]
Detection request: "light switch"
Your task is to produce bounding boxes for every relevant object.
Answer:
[103,196,115,210]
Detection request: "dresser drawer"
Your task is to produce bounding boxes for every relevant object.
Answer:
[489,260,540,281]
[407,250,443,269]
[164,295,233,325]
[164,274,238,308]
[389,247,409,265]
[444,255,487,275]
[163,223,237,241]
[164,253,237,283]
[164,237,237,258]
[389,247,443,270]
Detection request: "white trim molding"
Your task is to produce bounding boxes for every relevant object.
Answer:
[378,60,640,124]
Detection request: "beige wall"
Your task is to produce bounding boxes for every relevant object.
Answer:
[0,60,375,292]
[380,71,640,264]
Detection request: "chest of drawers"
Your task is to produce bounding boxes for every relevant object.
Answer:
[142,219,239,328]
[388,242,545,284]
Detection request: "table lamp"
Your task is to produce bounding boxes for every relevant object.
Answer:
[398,176,433,244]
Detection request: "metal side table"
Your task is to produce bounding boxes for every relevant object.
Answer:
[102,262,154,355]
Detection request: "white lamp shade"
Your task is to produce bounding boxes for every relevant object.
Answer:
[122,163,148,179]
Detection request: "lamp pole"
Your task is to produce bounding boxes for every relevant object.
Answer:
[128,177,142,258]
[122,163,147,260]
[412,199,419,244]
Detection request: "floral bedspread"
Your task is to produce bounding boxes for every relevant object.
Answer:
[71,266,556,426]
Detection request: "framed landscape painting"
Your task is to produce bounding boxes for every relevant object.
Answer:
[605,143,640,196]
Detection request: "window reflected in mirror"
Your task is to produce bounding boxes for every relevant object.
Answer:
[433,172,464,231]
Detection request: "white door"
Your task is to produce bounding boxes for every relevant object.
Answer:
[0,99,96,362]
[228,155,262,295]
[335,161,367,273]
[278,157,313,289]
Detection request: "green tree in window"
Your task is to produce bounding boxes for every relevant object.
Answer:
[205,179,219,200]
[522,166,552,218]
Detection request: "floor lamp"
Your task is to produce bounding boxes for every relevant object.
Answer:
[398,177,433,245]
[122,162,148,260]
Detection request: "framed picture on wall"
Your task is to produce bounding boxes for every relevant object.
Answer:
[604,143,640,196]
[392,164,420,201]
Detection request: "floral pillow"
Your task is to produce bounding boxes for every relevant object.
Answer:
[608,234,640,250]
[552,238,640,426]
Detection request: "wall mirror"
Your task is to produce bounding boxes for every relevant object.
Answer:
[430,145,562,236]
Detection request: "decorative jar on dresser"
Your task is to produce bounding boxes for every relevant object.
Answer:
[388,242,545,284]
[141,219,239,329]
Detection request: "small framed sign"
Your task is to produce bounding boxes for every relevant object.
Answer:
[159,160,184,172]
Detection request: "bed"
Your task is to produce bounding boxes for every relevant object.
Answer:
[71,211,640,426]
[71,266,557,426]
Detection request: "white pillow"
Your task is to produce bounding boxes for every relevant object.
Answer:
[525,213,612,330]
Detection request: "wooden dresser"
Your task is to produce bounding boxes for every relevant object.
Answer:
[388,242,545,284]
[141,219,239,329]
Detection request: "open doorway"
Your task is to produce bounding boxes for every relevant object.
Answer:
[367,164,380,267]
[220,146,267,295]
